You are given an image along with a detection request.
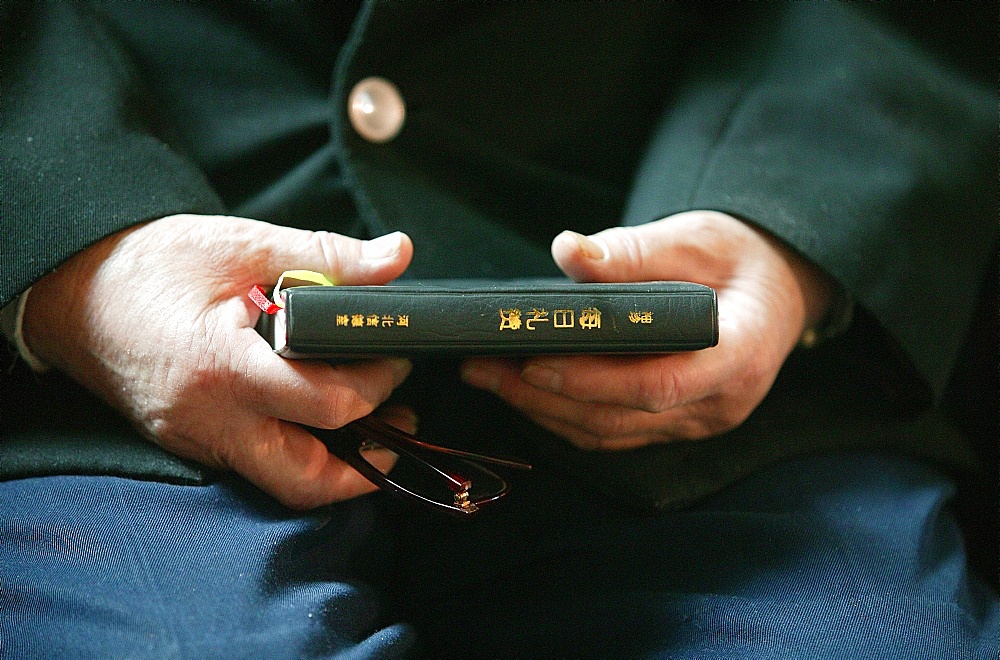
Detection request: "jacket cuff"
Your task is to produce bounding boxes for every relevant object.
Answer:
[0,289,50,373]
[799,286,854,349]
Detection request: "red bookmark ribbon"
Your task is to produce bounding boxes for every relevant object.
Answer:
[248,270,337,315]
[248,285,281,315]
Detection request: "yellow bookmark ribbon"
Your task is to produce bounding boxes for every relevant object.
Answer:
[272,270,336,308]
[250,270,336,314]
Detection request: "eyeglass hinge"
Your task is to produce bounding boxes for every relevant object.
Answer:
[453,488,479,513]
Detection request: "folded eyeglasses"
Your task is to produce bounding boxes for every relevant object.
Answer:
[307,416,531,517]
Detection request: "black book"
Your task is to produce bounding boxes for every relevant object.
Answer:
[257,279,718,358]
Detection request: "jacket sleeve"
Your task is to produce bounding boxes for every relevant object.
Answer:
[0,0,225,307]
[622,1,996,399]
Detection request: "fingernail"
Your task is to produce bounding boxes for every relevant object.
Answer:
[396,408,419,431]
[385,358,412,386]
[361,231,403,261]
[520,363,562,393]
[565,231,608,261]
[359,446,399,474]
[380,405,419,432]
[460,360,500,394]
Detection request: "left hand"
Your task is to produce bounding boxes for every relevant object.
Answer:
[460,210,833,450]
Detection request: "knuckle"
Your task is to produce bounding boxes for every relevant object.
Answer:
[606,227,646,272]
[316,385,372,429]
[313,231,348,278]
[635,366,681,413]
[318,386,371,428]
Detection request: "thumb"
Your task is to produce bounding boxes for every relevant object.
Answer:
[243,219,413,286]
[551,212,737,284]
[551,224,678,284]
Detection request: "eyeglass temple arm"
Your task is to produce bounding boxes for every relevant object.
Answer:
[351,416,532,471]
[339,418,470,493]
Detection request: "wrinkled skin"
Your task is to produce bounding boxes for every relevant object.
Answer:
[23,210,830,508]
[461,211,832,451]
[24,215,415,509]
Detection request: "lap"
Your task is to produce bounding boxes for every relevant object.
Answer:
[393,452,999,657]
[0,476,414,658]
[1,453,996,658]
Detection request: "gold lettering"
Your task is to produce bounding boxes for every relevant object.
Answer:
[579,307,602,330]
[366,314,380,327]
[525,308,550,331]
[381,315,395,327]
[628,311,654,324]
[499,308,522,331]
[351,314,365,328]
[336,314,350,327]
[553,309,575,328]
[397,314,409,327]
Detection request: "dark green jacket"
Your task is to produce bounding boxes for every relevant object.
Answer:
[1,1,996,511]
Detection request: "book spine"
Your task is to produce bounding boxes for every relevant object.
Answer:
[278,284,718,357]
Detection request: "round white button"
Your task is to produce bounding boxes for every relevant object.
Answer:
[347,77,406,143]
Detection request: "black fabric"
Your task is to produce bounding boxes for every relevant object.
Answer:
[620,2,997,398]
[0,1,227,301]
[0,1,995,527]
[0,363,208,485]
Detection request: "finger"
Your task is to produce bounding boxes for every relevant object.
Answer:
[550,211,735,284]
[234,334,413,429]
[374,404,419,436]
[461,357,705,444]
[222,417,386,510]
[524,412,676,451]
[516,352,726,414]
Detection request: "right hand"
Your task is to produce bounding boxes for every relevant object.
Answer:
[22,214,414,509]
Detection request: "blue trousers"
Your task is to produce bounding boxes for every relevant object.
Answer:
[1,453,996,658]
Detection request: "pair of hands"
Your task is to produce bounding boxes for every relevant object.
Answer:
[22,211,830,509]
